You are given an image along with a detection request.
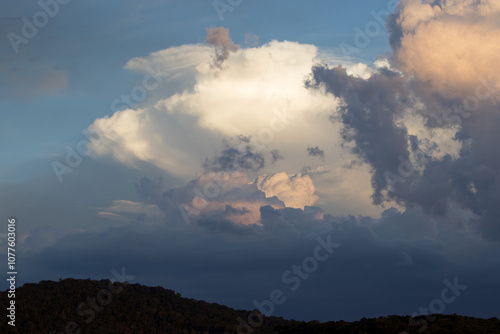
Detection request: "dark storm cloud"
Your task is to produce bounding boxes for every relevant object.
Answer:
[307,146,324,158]
[384,0,500,239]
[444,102,500,239]
[306,52,500,238]
[306,65,412,206]
[306,44,500,241]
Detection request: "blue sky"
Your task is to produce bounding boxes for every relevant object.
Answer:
[2,0,500,325]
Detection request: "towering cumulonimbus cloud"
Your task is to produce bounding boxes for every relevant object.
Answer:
[206,27,239,69]
[87,36,339,182]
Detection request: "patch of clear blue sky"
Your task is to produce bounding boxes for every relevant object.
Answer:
[0,0,394,181]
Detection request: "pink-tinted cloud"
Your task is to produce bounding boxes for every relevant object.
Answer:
[391,0,500,94]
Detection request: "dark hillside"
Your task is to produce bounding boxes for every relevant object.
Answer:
[1,279,498,333]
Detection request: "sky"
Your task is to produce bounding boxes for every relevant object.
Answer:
[1,0,500,325]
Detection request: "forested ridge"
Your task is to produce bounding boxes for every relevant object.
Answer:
[1,278,499,333]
